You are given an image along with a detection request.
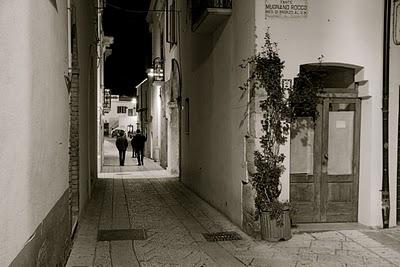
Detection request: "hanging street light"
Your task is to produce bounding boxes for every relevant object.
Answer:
[146,57,164,81]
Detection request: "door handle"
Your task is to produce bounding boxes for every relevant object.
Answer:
[324,153,329,160]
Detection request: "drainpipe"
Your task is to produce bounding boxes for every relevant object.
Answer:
[67,0,72,74]
[382,0,391,229]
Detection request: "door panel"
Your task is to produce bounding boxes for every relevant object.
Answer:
[290,98,360,223]
[290,114,322,223]
[327,110,354,175]
[327,183,353,202]
[322,99,360,222]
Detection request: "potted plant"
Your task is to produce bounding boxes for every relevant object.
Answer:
[240,30,294,241]
[240,29,325,241]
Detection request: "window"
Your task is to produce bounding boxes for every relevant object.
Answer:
[166,0,177,45]
[128,108,137,116]
[117,106,127,114]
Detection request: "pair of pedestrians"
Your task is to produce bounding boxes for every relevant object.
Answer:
[131,129,147,166]
[115,129,147,166]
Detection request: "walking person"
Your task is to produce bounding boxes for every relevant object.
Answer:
[130,132,137,158]
[115,131,128,166]
[132,129,147,166]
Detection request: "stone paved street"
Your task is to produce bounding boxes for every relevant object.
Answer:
[102,137,164,172]
[99,137,173,179]
[66,175,400,267]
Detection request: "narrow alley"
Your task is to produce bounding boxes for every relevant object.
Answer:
[6,0,400,266]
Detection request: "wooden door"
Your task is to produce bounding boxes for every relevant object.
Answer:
[321,98,360,222]
[290,106,323,223]
[290,98,360,223]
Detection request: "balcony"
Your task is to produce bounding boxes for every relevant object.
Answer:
[192,0,232,34]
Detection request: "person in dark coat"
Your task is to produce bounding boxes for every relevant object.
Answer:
[132,129,147,166]
[130,133,137,158]
[115,131,128,166]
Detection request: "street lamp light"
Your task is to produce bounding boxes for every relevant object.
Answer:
[146,57,164,81]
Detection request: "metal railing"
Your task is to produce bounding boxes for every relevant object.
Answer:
[192,0,232,28]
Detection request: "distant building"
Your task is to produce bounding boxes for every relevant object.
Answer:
[103,94,138,137]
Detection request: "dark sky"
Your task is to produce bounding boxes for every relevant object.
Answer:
[103,0,151,96]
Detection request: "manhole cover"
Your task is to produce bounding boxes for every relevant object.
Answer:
[97,229,147,241]
[202,231,242,242]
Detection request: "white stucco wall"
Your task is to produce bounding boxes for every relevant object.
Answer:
[149,84,162,161]
[0,1,69,265]
[104,98,138,132]
[180,0,255,225]
[158,6,180,175]
[148,0,181,174]
[255,0,400,227]
[147,14,162,161]
[388,2,400,228]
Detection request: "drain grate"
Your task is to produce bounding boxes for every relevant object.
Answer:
[97,229,147,241]
[202,231,242,242]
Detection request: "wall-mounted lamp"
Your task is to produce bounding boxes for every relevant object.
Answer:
[146,57,164,81]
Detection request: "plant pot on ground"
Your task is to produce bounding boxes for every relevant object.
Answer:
[260,205,291,241]
[253,151,294,241]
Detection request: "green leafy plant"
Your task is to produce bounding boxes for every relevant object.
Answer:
[240,30,323,226]
[240,30,291,225]
[289,55,325,121]
[288,56,325,141]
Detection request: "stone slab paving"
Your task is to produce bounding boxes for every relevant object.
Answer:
[99,138,174,179]
[67,177,400,266]
[102,138,164,171]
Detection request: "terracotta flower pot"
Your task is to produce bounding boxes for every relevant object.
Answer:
[260,208,292,241]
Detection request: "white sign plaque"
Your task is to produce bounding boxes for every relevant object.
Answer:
[266,0,308,18]
[282,79,292,89]
[336,120,346,129]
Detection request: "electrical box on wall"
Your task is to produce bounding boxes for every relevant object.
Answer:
[355,80,371,100]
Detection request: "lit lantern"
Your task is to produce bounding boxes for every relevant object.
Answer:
[146,57,164,81]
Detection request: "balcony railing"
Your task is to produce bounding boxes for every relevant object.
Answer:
[192,0,232,33]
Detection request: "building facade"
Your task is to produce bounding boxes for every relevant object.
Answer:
[103,95,138,136]
[251,0,400,230]
[146,4,181,175]
[147,0,400,235]
[0,0,100,265]
[136,79,154,159]
[97,32,114,173]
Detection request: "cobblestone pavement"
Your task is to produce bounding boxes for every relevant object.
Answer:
[67,177,400,266]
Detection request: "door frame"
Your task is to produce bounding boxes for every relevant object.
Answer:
[290,95,361,223]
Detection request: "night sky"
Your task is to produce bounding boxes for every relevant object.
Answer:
[103,0,151,96]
